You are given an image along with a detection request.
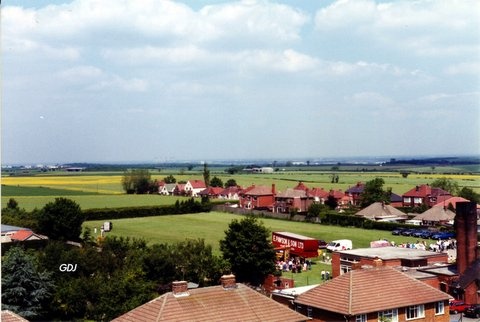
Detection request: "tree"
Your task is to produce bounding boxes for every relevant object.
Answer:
[2,246,54,320]
[203,163,210,187]
[306,203,328,221]
[431,177,459,195]
[359,178,390,208]
[121,169,152,194]
[163,174,176,184]
[209,176,223,188]
[36,198,84,241]
[458,187,480,203]
[225,179,237,188]
[219,216,276,286]
[324,195,338,210]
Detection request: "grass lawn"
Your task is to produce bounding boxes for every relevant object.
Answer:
[84,211,430,286]
[1,194,192,211]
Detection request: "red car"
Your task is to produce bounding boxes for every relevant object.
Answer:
[449,300,471,314]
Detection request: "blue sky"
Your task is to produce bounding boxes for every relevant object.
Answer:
[2,0,479,164]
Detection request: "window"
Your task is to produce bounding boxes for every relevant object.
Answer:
[340,264,351,275]
[378,309,398,322]
[435,301,444,315]
[406,305,424,320]
[307,307,313,318]
[355,314,367,322]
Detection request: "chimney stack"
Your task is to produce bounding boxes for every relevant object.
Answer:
[220,274,237,290]
[272,184,276,195]
[172,281,189,297]
[455,202,478,275]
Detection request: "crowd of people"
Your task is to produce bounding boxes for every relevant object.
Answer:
[276,257,313,273]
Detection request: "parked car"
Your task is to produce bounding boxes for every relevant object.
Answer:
[318,240,328,249]
[326,239,352,251]
[419,230,435,239]
[464,304,480,318]
[401,229,418,236]
[391,228,405,235]
[431,231,456,240]
[449,300,471,314]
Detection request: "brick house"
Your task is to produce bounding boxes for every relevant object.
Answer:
[219,186,242,200]
[294,267,451,322]
[112,275,308,322]
[274,188,309,213]
[345,182,365,206]
[402,184,451,208]
[239,184,276,210]
[330,247,448,278]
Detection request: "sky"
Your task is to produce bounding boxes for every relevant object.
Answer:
[2,0,480,164]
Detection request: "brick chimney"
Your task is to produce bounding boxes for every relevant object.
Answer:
[455,202,478,275]
[220,274,237,290]
[172,281,189,297]
[271,184,276,195]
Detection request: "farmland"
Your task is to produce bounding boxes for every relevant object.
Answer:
[2,169,479,211]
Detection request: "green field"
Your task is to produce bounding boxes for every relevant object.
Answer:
[83,212,426,254]
[83,211,430,286]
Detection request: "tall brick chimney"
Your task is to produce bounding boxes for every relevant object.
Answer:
[172,281,189,297]
[220,274,237,290]
[455,202,478,275]
[271,184,276,195]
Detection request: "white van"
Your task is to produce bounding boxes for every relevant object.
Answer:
[326,239,352,251]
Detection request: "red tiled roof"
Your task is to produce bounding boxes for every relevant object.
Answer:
[10,230,34,241]
[1,311,29,322]
[220,186,242,195]
[329,189,344,199]
[113,283,307,322]
[295,267,450,315]
[403,184,450,198]
[434,196,470,209]
[293,182,309,191]
[188,180,206,189]
[276,188,307,198]
[198,187,224,196]
[242,185,274,196]
[308,187,329,198]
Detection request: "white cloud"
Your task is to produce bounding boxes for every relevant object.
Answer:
[314,0,480,57]
[444,62,480,76]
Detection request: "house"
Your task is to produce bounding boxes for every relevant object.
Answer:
[412,207,456,226]
[10,230,48,242]
[345,182,365,206]
[173,183,186,196]
[331,247,448,278]
[219,186,242,200]
[239,184,276,210]
[197,186,224,198]
[184,180,207,197]
[112,275,308,322]
[294,267,451,322]
[402,184,451,208]
[274,188,309,213]
[308,187,329,203]
[354,202,408,222]
[328,189,352,209]
[158,183,176,195]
